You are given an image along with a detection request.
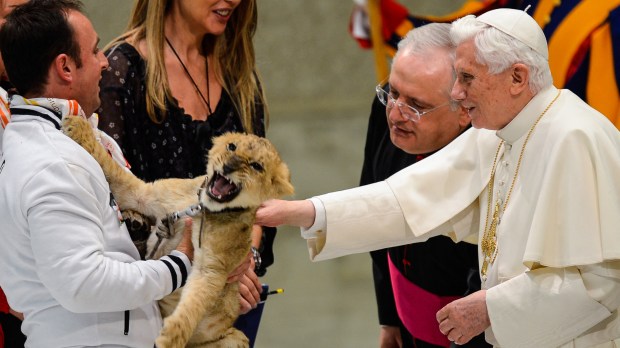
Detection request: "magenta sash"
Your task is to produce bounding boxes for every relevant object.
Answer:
[388,254,461,347]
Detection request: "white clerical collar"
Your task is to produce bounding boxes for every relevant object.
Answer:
[496,85,559,145]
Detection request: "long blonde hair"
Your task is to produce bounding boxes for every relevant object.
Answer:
[106,0,268,133]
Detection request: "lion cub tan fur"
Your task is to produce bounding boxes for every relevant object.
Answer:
[62,116,294,348]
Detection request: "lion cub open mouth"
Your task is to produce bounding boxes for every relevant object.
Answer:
[207,173,240,203]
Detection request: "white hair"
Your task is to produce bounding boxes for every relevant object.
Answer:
[450,15,553,94]
[396,23,454,60]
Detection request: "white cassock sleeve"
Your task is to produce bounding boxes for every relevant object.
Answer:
[487,261,620,347]
[300,128,499,261]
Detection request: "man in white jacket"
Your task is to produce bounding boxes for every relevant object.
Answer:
[0,1,241,346]
[255,8,620,348]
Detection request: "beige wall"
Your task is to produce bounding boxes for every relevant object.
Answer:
[83,0,131,45]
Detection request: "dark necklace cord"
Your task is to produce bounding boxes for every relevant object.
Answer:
[165,37,213,115]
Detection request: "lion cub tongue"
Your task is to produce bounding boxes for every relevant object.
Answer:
[212,176,236,197]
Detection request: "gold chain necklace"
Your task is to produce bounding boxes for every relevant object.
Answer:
[480,90,561,280]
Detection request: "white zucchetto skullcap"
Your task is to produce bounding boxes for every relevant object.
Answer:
[476,8,548,60]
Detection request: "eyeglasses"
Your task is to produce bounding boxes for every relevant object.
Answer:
[375,84,450,122]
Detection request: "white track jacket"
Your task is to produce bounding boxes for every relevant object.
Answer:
[0,101,191,347]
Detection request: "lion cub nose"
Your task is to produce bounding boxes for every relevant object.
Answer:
[222,155,243,175]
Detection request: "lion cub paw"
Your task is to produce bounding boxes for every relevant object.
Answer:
[214,328,250,348]
[156,318,189,348]
[62,116,97,153]
[122,210,155,259]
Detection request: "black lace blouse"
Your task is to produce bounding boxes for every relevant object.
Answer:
[96,42,266,182]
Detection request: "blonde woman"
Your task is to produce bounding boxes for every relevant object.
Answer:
[97,0,270,315]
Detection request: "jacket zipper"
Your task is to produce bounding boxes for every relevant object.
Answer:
[124,310,130,335]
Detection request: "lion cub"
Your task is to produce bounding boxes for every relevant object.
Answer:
[62,116,294,348]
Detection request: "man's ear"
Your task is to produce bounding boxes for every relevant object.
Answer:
[52,54,73,83]
[510,63,529,95]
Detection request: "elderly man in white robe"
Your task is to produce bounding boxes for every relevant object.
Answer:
[255,8,620,348]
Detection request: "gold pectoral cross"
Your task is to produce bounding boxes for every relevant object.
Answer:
[479,90,561,282]
[481,200,501,280]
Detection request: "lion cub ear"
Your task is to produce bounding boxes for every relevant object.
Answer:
[272,162,295,197]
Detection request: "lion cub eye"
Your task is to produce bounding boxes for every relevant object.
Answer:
[227,143,236,151]
[250,162,264,172]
